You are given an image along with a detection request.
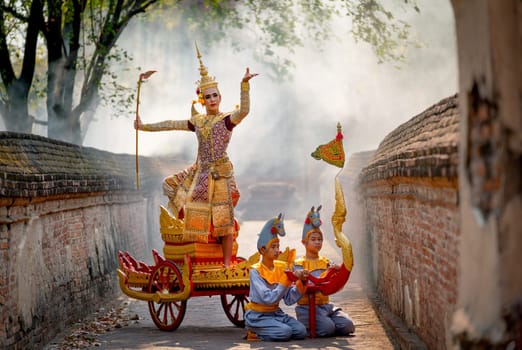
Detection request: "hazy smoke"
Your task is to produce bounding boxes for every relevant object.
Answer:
[81,0,457,218]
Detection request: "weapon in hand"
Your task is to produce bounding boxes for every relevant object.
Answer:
[135,70,156,190]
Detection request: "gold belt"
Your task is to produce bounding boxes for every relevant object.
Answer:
[200,157,233,179]
[200,156,229,167]
[245,302,279,313]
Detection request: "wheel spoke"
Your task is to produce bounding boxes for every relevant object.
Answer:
[148,260,187,331]
[168,303,175,322]
[232,297,240,319]
[162,304,169,324]
[221,294,248,327]
[156,303,165,317]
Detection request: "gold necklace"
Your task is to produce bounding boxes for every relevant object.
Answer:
[197,113,223,139]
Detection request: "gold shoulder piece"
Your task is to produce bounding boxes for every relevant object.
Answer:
[277,247,296,267]
[248,251,260,265]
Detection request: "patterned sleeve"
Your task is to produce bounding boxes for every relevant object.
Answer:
[229,81,250,125]
[141,119,192,132]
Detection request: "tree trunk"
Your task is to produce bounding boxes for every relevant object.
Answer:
[46,58,81,143]
[3,80,33,133]
[0,0,41,134]
[79,89,100,143]
[44,3,81,145]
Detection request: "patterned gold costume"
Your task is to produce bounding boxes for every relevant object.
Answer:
[140,45,251,242]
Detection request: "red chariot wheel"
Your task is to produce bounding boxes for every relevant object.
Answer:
[220,256,249,328]
[220,293,249,327]
[147,260,187,331]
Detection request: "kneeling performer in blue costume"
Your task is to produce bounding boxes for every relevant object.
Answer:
[245,214,309,341]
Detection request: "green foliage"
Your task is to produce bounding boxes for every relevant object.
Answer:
[0,0,420,142]
[99,44,136,118]
[344,0,418,64]
[144,0,418,79]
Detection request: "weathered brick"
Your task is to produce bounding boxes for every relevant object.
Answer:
[0,133,190,349]
[357,95,460,350]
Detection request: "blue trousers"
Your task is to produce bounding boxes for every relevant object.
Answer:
[245,309,307,341]
[296,303,355,337]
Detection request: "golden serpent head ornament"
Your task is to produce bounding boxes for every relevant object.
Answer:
[195,42,218,95]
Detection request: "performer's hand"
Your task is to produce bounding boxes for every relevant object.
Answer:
[134,116,143,130]
[242,67,258,82]
[294,269,309,281]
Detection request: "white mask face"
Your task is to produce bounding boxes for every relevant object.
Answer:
[202,87,221,113]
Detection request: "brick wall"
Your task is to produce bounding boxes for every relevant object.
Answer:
[340,150,375,285]
[0,132,186,349]
[358,95,459,349]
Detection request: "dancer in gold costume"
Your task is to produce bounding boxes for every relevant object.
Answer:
[134,44,258,267]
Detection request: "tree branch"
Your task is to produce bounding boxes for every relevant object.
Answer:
[0,4,29,22]
[20,0,43,86]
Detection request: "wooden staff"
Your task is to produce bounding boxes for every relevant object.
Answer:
[135,70,156,189]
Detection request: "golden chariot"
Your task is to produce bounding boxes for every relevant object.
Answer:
[116,124,354,336]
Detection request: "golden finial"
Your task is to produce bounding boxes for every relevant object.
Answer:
[195,41,201,59]
[194,41,218,93]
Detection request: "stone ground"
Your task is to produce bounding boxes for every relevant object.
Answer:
[45,220,419,350]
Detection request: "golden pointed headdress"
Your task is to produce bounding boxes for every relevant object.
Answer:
[195,42,218,93]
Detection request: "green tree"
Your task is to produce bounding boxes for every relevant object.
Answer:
[178,0,418,77]
[0,0,418,145]
[0,0,158,143]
